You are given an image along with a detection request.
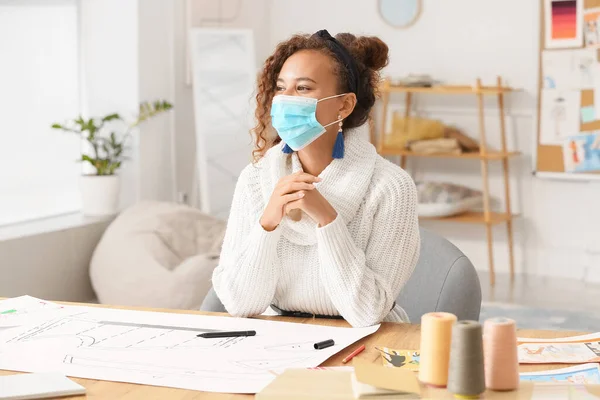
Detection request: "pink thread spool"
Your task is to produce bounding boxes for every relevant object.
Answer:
[483,317,519,391]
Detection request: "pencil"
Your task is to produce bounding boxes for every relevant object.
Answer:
[342,344,366,364]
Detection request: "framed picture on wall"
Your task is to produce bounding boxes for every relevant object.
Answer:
[544,0,584,49]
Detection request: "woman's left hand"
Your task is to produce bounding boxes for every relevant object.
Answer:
[284,189,338,227]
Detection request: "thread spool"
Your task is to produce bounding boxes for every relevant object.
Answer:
[418,312,457,387]
[484,317,519,391]
[447,320,486,399]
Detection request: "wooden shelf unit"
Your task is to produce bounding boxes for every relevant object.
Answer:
[376,77,518,286]
[383,85,517,95]
[420,211,517,226]
[378,149,520,160]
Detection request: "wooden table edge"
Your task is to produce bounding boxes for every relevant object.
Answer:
[0,299,592,399]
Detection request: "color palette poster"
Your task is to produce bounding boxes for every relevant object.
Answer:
[545,0,583,49]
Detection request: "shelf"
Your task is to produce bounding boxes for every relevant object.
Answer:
[381,84,517,95]
[420,211,516,226]
[378,148,520,160]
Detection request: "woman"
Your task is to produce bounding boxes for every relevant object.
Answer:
[201,30,420,328]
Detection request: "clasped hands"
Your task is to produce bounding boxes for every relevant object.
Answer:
[260,171,338,232]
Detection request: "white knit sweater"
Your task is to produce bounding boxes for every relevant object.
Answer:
[212,130,421,327]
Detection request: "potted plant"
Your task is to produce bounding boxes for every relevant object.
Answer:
[51,100,173,216]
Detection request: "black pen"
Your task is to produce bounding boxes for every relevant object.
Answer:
[197,330,256,338]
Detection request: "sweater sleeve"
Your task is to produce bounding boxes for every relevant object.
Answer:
[316,169,420,327]
[211,167,282,317]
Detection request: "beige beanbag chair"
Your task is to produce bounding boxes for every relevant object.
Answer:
[90,201,226,309]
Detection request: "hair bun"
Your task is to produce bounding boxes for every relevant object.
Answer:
[336,33,389,71]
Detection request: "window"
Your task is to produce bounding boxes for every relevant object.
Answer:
[0,0,81,226]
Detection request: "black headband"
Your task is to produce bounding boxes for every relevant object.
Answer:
[312,29,360,96]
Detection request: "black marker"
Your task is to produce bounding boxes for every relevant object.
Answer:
[314,339,335,350]
[197,330,256,338]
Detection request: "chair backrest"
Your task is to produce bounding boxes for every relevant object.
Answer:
[396,228,482,323]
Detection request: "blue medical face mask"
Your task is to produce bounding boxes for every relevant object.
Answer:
[270,93,347,151]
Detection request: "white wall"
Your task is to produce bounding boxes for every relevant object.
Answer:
[0,1,178,301]
[0,218,111,301]
[80,0,140,208]
[168,0,600,282]
[138,0,177,201]
[81,0,176,206]
[267,0,600,282]
[173,0,271,207]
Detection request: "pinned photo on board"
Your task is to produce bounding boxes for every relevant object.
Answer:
[563,132,600,172]
[584,7,600,47]
[540,89,581,145]
[542,49,597,90]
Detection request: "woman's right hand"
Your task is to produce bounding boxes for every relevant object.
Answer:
[260,171,321,232]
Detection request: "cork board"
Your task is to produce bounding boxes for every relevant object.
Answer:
[536,0,600,175]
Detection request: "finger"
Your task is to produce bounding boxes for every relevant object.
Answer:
[280,191,305,205]
[278,182,316,195]
[291,172,322,183]
[280,172,321,185]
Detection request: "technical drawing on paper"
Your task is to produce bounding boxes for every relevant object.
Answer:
[0,301,379,393]
[7,314,236,351]
[0,295,66,327]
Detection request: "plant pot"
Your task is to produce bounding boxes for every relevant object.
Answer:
[80,175,120,216]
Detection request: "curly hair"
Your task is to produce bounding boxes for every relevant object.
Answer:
[251,32,389,162]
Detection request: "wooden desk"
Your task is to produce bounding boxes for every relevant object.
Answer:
[0,302,588,399]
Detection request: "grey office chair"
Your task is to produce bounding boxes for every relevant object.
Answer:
[396,228,481,322]
[200,228,482,322]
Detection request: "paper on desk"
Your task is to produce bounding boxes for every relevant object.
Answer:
[530,383,600,399]
[0,300,379,394]
[521,363,600,384]
[0,295,67,328]
[519,341,600,364]
[518,332,600,344]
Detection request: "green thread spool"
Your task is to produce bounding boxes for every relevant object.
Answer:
[447,320,486,399]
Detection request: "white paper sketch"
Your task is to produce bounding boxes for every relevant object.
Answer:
[190,29,257,219]
[0,300,379,394]
[540,89,581,145]
[543,49,598,90]
[571,49,598,89]
[544,0,583,49]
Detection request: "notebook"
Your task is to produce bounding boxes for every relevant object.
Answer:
[351,359,421,399]
[350,374,419,399]
[0,373,85,400]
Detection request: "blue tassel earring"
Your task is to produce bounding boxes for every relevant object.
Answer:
[332,116,344,159]
[282,143,293,154]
